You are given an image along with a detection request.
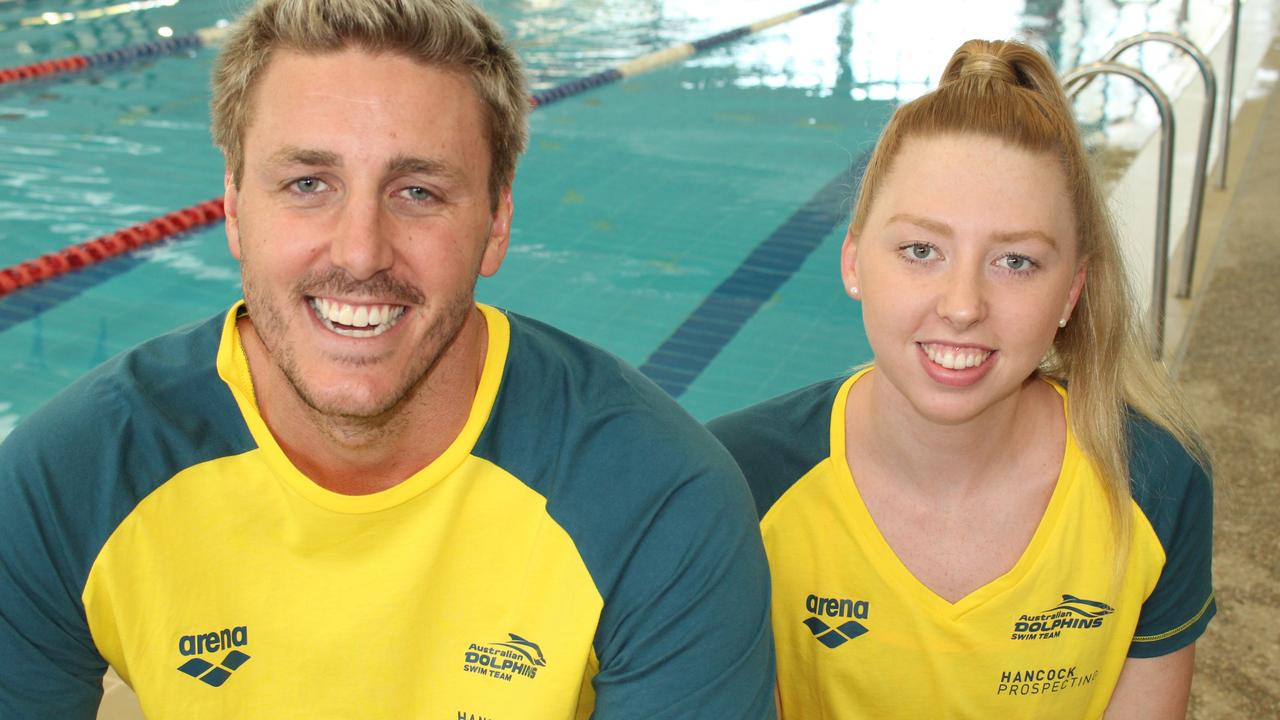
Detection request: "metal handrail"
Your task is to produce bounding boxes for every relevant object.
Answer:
[1216,0,1240,188]
[1063,62,1175,357]
[1103,32,1215,299]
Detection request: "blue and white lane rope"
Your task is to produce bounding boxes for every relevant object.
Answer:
[531,0,849,107]
[0,25,230,86]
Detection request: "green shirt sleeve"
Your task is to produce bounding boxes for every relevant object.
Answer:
[478,312,777,719]
[1127,417,1216,658]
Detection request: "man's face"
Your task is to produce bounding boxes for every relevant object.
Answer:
[224,48,511,421]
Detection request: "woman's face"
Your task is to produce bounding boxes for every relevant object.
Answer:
[843,133,1086,425]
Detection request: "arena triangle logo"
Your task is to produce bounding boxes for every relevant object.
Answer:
[802,617,868,648]
[175,625,251,687]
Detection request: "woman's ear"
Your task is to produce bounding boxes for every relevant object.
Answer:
[1062,259,1088,322]
[840,225,861,299]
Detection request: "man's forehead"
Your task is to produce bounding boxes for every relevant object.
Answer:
[241,48,488,174]
[245,47,482,123]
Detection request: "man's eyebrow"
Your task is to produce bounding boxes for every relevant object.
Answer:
[263,148,462,180]
[386,154,460,179]
[266,147,341,168]
[887,213,1059,249]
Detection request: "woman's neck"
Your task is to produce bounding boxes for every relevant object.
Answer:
[846,371,1058,500]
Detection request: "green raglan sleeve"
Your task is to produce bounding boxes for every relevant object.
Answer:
[0,405,109,719]
[1,312,244,718]
[479,312,776,719]
[1127,418,1216,658]
[585,433,776,719]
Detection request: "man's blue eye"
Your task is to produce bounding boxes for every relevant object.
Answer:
[293,178,324,193]
[403,187,431,201]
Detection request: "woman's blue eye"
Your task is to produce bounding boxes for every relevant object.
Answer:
[999,254,1035,271]
[908,243,934,260]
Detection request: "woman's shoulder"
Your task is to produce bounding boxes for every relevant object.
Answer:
[1123,411,1212,543]
[706,376,850,519]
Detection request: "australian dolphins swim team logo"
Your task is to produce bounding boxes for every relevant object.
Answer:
[462,632,547,682]
[1011,594,1115,640]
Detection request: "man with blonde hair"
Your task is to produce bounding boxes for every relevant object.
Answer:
[0,1,774,717]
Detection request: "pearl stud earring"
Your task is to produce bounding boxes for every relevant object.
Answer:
[1058,318,1068,328]
[849,286,859,297]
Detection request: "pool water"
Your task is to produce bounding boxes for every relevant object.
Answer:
[0,0,1208,438]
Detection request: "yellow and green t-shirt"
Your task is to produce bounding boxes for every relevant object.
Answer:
[708,368,1214,719]
[0,303,775,720]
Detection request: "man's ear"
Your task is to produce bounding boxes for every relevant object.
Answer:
[224,168,242,261]
[479,186,513,278]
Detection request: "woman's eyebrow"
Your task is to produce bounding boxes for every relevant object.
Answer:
[888,213,1059,249]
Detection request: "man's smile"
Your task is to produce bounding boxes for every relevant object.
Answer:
[308,297,407,338]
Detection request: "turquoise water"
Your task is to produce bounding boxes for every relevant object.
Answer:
[0,0,1199,437]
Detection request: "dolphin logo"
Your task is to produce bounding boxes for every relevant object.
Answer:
[1044,594,1116,618]
[493,633,547,667]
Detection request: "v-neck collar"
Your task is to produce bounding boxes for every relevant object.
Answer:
[827,368,1079,620]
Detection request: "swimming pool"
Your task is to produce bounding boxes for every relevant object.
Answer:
[0,0,1220,438]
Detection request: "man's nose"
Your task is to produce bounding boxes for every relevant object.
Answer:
[330,198,394,281]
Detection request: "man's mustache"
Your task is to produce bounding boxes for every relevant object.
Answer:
[294,270,426,306]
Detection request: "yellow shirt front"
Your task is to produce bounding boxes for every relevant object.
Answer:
[709,369,1214,719]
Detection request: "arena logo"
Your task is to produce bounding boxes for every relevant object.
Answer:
[802,593,870,649]
[175,625,251,687]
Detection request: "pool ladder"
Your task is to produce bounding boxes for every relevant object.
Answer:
[1060,0,1241,356]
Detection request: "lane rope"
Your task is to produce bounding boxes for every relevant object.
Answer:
[0,26,230,86]
[531,0,847,107]
[0,0,850,298]
[0,198,224,297]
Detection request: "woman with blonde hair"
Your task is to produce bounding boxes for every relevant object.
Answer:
[710,39,1213,718]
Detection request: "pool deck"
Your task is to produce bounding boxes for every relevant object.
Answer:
[1179,29,1280,720]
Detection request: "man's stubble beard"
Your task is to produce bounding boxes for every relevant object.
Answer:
[238,235,477,446]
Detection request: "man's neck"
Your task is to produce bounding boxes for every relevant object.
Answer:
[239,309,489,495]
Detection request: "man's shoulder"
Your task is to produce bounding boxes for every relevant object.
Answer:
[706,376,846,519]
[0,310,254,530]
[0,311,255,612]
[477,309,756,584]
[5,311,243,458]
[489,309,722,465]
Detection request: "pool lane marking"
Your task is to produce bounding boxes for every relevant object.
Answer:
[638,152,869,398]
[0,255,146,335]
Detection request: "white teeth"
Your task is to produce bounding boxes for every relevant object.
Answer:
[309,298,406,338]
[922,344,991,370]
